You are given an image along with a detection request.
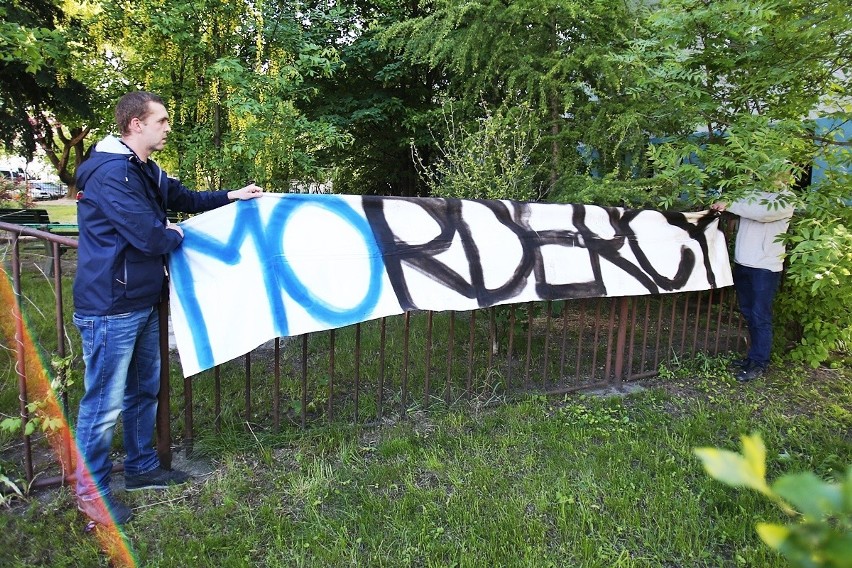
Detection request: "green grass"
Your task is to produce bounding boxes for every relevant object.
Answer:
[0,261,849,567]
[37,199,78,224]
[1,355,850,567]
[0,271,78,453]
[0,198,77,224]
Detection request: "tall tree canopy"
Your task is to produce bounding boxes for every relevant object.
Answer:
[382,0,644,189]
[0,0,95,162]
[295,0,439,196]
[82,0,346,190]
[619,0,852,200]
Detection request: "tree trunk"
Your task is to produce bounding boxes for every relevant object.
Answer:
[37,123,90,197]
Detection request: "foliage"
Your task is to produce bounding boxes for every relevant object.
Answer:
[0,469,24,507]
[548,174,671,209]
[618,0,852,365]
[695,433,852,567]
[0,399,63,437]
[383,0,646,186]
[617,0,850,203]
[203,51,344,189]
[413,102,545,202]
[295,1,437,197]
[555,395,634,438]
[0,0,95,161]
[648,117,814,208]
[80,0,347,191]
[0,322,72,442]
[0,178,29,208]
[777,195,852,366]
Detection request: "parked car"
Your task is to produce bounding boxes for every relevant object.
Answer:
[28,180,66,200]
[28,184,51,200]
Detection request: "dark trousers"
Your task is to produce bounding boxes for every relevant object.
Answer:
[734,263,782,368]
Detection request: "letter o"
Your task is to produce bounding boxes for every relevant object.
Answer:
[267,195,383,326]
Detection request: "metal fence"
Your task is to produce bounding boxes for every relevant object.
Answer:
[0,219,745,493]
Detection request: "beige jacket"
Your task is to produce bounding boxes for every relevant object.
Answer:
[727,192,795,272]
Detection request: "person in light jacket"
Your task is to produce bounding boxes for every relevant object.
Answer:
[73,91,263,526]
[712,187,795,382]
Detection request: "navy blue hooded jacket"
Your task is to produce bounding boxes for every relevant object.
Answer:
[74,135,232,315]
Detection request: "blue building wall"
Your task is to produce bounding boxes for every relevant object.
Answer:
[811,117,852,187]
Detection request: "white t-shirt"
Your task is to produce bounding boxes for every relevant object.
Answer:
[727,191,795,272]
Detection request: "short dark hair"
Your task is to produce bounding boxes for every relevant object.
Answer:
[115,91,165,135]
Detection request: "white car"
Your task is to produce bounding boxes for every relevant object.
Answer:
[28,181,65,200]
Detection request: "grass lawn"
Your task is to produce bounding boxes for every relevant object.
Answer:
[1,354,849,567]
[36,199,78,224]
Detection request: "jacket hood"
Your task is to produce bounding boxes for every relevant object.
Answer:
[76,135,134,189]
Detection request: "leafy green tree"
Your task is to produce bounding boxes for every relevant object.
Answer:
[382,0,643,192]
[413,102,545,201]
[619,0,851,203]
[618,0,852,365]
[294,0,439,197]
[0,0,95,168]
[85,0,345,190]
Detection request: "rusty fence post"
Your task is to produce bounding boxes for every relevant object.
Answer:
[156,298,172,470]
[613,297,630,389]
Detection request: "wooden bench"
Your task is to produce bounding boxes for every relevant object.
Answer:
[0,208,78,275]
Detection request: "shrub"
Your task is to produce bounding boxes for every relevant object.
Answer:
[0,177,29,208]
[775,147,852,367]
[413,102,545,202]
[547,174,673,209]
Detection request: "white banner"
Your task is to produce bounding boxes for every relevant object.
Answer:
[169,194,732,377]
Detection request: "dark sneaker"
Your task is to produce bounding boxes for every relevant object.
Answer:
[729,357,750,370]
[125,466,190,491]
[77,494,133,526]
[736,362,766,383]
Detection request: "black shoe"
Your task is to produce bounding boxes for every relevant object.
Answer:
[736,363,766,383]
[729,357,749,369]
[78,493,133,525]
[125,466,190,491]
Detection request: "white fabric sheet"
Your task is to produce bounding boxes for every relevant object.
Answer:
[169,194,732,377]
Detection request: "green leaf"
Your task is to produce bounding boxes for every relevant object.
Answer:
[773,472,843,519]
[755,523,790,550]
[0,474,24,498]
[741,433,766,481]
[823,533,852,568]
[0,417,21,433]
[693,446,770,495]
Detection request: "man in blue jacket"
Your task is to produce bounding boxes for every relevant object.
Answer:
[73,91,263,526]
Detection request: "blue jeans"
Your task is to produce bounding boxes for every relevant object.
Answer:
[73,307,162,500]
[734,263,782,369]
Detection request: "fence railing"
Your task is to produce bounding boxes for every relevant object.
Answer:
[0,219,745,493]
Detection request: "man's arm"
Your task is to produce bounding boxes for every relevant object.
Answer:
[228,184,263,201]
[712,191,794,223]
[166,177,263,213]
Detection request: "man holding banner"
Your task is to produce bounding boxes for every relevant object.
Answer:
[72,91,263,526]
[712,185,795,383]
